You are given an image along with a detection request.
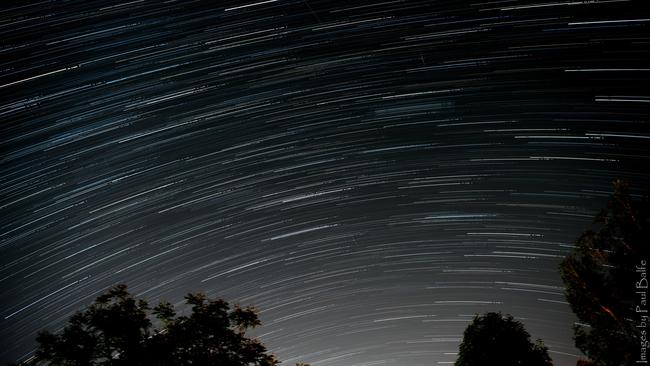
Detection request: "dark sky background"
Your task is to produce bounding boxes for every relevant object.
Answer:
[1,1,649,365]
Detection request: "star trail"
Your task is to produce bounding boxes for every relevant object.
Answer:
[1,1,649,365]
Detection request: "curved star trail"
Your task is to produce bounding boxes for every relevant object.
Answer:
[1,1,649,365]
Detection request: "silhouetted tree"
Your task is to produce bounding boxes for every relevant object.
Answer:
[27,284,293,366]
[559,180,649,366]
[455,312,552,366]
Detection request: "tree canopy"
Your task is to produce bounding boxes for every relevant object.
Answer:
[26,284,291,366]
[454,312,552,366]
[559,180,649,366]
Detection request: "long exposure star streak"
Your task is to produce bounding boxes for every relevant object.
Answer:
[1,1,649,365]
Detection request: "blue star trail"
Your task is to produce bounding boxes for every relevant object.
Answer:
[1,1,649,365]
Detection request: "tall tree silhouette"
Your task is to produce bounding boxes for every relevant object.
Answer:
[455,312,552,366]
[28,284,285,366]
[559,180,649,366]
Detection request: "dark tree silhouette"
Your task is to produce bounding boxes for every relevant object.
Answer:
[27,284,292,366]
[559,180,649,366]
[455,312,552,366]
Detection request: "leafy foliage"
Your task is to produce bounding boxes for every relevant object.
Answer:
[29,284,281,366]
[559,180,649,366]
[455,312,552,366]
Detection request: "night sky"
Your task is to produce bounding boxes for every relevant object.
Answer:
[1,1,649,365]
